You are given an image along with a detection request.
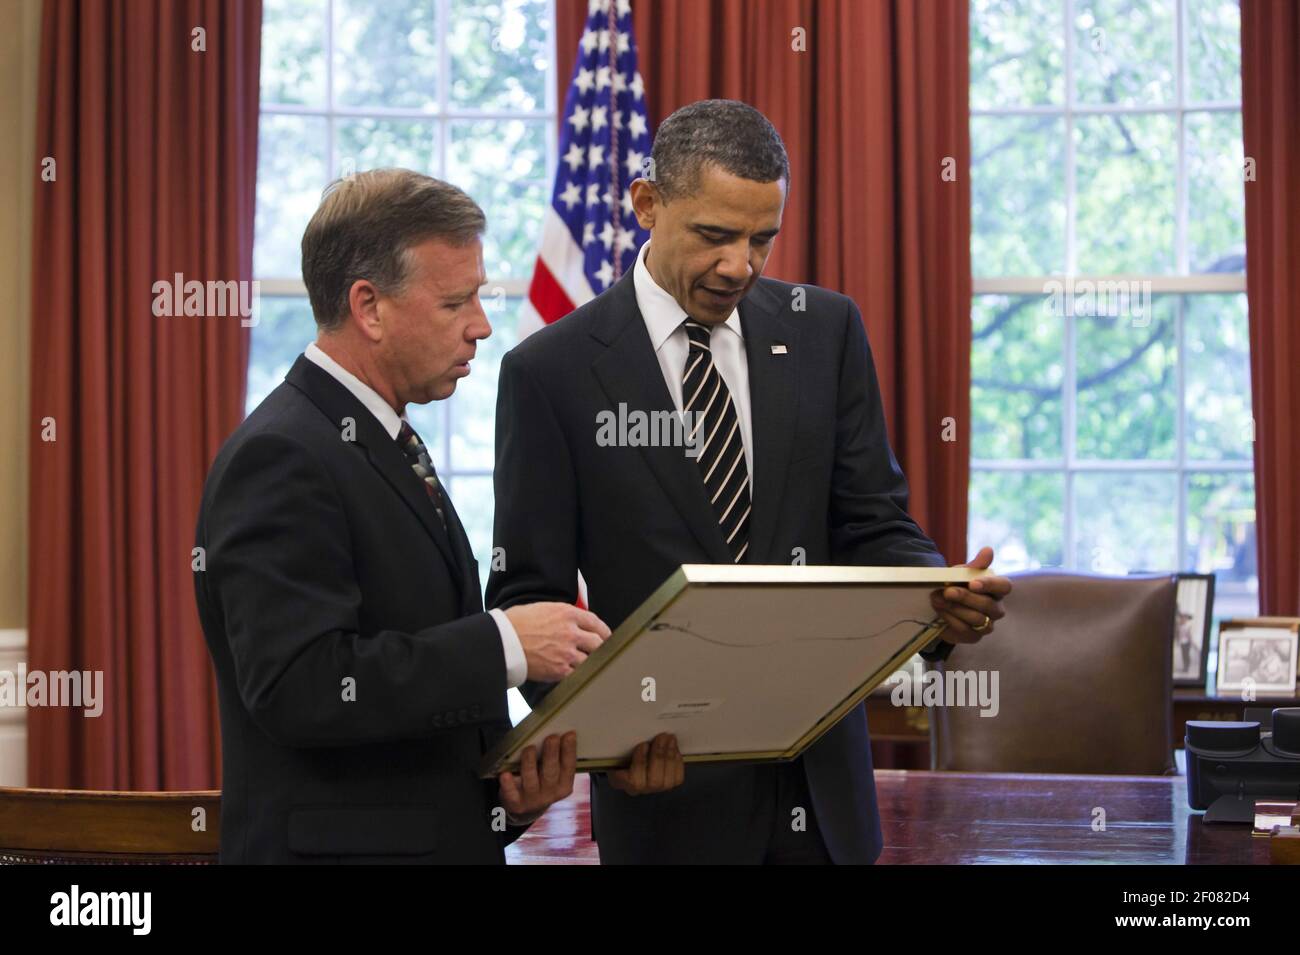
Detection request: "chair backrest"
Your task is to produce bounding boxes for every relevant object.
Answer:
[0,787,220,863]
[929,571,1176,775]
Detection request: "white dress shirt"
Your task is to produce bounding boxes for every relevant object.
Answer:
[632,241,754,484]
[304,343,527,689]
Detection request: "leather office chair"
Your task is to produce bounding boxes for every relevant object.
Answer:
[0,787,220,863]
[930,571,1177,775]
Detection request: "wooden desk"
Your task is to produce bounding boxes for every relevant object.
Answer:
[505,770,1272,864]
[864,689,1300,769]
[0,787,221,863]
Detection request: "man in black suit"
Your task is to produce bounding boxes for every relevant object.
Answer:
[487,100,1012,864]
[195,169,617,864]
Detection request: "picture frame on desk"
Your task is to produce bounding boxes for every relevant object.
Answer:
[1129,570,1215,688]
[1215,618,1300,697]
[1173,573,1215,688]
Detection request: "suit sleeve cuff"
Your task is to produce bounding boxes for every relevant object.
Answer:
[490,608,527,689]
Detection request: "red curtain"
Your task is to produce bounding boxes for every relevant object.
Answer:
[28,0,261,789]
[558,0,972,564]
[1242,0,1300,617]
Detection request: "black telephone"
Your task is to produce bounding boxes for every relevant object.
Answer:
[1186,707,1300,823]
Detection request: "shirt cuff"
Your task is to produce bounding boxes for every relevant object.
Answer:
[490,608,527,689]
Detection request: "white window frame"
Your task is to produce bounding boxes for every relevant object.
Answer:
[970,0,1251,583]
[255,0,558,481]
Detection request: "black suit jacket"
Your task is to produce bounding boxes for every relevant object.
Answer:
[194,355,522,864]
[487,269,949,864]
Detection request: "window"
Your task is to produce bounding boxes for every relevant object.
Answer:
[250,0,557,579]
[968,0,1256,621]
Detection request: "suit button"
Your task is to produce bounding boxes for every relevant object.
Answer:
[471,705,481,719]
[458,708,470,722]
[432,713,443,728]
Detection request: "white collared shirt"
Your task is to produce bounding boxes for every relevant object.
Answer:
[305,342,404,440]
[303,343,526,689]
[632,241,754,484]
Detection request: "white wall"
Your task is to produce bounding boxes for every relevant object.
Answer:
[0,630,27,786]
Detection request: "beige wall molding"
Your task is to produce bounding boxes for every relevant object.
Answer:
[0,628,29,786]
[0,0,41,630]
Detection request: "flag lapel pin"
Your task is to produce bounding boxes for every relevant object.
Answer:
[771,343,788,355]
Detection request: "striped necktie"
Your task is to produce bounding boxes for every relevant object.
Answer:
[682,319,751,563]
[397,420,447,530]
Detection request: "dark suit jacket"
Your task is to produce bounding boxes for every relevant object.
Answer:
[194,355,522,864]
[486,268,950,864]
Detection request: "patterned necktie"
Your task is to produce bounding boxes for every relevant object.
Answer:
[397,420,447,530]
[682,319,751,563]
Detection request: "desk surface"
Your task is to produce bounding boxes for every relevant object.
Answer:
[506,770,1271,864]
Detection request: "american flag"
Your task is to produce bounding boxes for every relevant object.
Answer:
[518,0,651,336]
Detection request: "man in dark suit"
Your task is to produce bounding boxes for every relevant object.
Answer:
[487,100,1012,864]
[195,169,614,864]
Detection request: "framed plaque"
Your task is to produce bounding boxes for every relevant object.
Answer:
[1216,618,1300,696]
[480,564,991,776]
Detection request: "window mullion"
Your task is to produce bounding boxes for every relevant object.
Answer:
[1176,0,1189,276]
[438,0,453,474]
[325,0,336,179]
[1176,294,1189,571]
[1064,0,1077,278]
[1175,1,1189,571]
[1063,0,1077,569]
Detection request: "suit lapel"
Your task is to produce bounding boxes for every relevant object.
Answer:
[589,272,734,564]
[285,355,466,590]
[740,283,800,565]
[439,489,483,614]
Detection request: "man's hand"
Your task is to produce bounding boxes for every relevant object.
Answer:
[498,731,577,826]
[504,603,612,682]
[931,545,1012,644]
[607,733,685,795]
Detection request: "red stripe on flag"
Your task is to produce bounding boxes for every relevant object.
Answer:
[527,258,577,326]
